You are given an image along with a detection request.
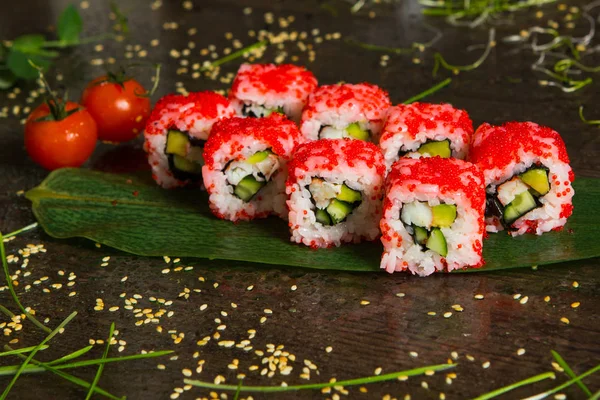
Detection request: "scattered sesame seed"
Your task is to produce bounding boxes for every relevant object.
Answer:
[517,348,526,356]
[109,306,119,312]
[544,296,551,302]
[572,281,579,288]
[443,312,452,318]
[374,367,382,375]
[182,368,192,377]
[519,296,529,305]
[466,355,475,362]
[560,317,570,325]
[421,381,429,389]
[482,361,491,369]
[395,292,405,297]
[161,269,170,274]
[325,346,333,353]
[554,394,566,400]
[264,309,273,315]
[246,285,254,291]
[409,351,418,358]
[571,302,580,308]
[291,285,297,291]
[425,370,435,376]
[552,362,564,372]
[451,351,458,360]
[513,294,522,300]
[474,294,484,300]
[427,312,437,316]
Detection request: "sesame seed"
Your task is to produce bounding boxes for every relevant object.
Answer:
[544,296,551,302]
[260,316,267,324]
[395,292,405,297]
[421,381,429,389]
[427,312,437,316]
[109,306,119,312]
[443,312,452,318]
[466,354,475,361]
[157,364,166,370]
[397,375,408,381]
[325,346,333,353]
[517,348,526,356]
[571,302,580,308]
[425,370,435,376]
[246,285,254,291]
[560,317,570,325]
[519,296,529,305]
[374,367,382,375]
[161,269,170,274]
[513,294,522,300]
[182,368,192,377]
[451,351,458,360]
[474,294,484,300]
[555,394,566,400]
[264,309,273,314]
[572,281,579,288]
[482,361,491,369]
[409,351,418,358]
[552,362,564,372]
[291,285,297,291]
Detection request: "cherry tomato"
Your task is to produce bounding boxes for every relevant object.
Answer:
[81,76,151,143]
[25,102,98,170]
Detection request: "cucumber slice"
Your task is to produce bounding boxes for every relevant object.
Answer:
[234,175,266,202]
[503,190,537,224]
[417,140,451,158]
[346,123,370,141]
[431,204,457,228]
[426,228,447,257]
[166,130,189,157]
[413,225,428,246]
[337,184,362,204]
[326,199,354,224]
[172,155,202,174]
[246,150,272,165]
[315,209,332,226]
[520,168,550,196]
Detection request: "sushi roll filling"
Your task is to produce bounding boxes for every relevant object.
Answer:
[241,103,285,118]
[486,166,550,228]
[225,150,280,202]
[400,201,457,257]
[318,122,371,141]
[308,179,362,225]
[165,129,205,180]
[399,139,452,158]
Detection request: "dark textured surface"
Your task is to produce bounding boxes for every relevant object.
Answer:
[1,0,599,399]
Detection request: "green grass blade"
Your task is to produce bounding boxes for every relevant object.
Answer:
[2,223,38,240]
[1,228,52,334]
[522,364,600,400]
[0,311,77,400]
[550,350,592,396]
[185,363,455,392]
[472,372,555,400]
[47,345,94,365]
[589,390,600,400]
[200,40,267,72]
[0,350,173,376]
[402,78,452,104]
[0,345,48,357]
[8,347,121,400]
[85,323,115,400]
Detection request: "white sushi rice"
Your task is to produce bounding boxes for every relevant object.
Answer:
[379,103,472,170]
[144,99,234,189]
[287,144,384,248]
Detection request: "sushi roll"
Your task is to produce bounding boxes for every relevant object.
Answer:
[202,114,303,221]
[144,91,236,189]
[380,157,485,276]
[300,83,391,142]
[469,121,575,236]
[229,63,318,123]
[286,138,386,248]
[379,103,473,169]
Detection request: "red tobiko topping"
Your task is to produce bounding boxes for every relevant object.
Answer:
[387,156,486,217]
[230,64,318,98]
[145,91,233,135]
[469,121,571,171]
[302,83,391,121]
[381,102,473,141]
[203,114,303,167]
[286,138,386,186]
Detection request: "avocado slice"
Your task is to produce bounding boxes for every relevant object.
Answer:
[413,225,428,246]
[166,130,189,157]
[346,123,370,141]
[172,155,202,174]
[417,140,451,158]
[426,228,448,257]
[503,190,537,225]
[337,184,362,204]
[431,204,457,228]
[246,150,272,165]
[315,209,332,226]
[326,199,354,224]
[519,168,550,196]
[234,175,266,202]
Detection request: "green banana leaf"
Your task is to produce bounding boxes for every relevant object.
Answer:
[25,168,600,273]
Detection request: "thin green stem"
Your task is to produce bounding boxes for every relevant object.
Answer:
[0,345,48,357]
[523,364,600,400]
[579,106,600,125]
[47,345,93,365]
[2,223,38,240]
[402,78,452,104]
[344,38,415,54]
[589,390,600,400]
[7,347,121,400]
[85,323,115,400]
[472,371,555,400]
[200,40,268,72]
[0,229,52,334]
[0,350,174,376]
[42,33,116,49]
[550,350,592,396]
[433,28,495,77]
[185,363,455,392]
[0,305,15,319]
[553,59,600,74]
[0,311,77,400]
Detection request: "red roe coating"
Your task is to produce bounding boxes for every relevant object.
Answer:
[230,64,318,98]
[301,83,391,121]
[469,121,571,171]
[380,102,473,141]
[287,139,386,187]
[386,157,486,229]
[204,114,303,167]
[145,91,233,135]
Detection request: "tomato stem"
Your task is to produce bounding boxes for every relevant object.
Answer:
[28,60,79,122]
